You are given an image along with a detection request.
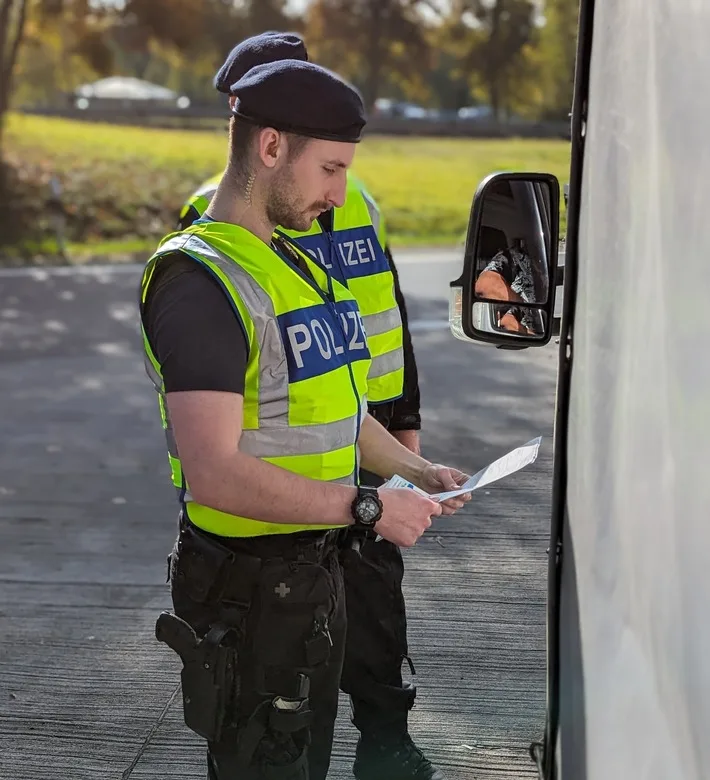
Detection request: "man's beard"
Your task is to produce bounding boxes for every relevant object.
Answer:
[266,166,328,232]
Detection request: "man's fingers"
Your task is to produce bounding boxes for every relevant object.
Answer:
[441,498,465,512]
[441,501,465,515]
[441,470,459,490]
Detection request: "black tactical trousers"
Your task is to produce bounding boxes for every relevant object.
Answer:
[166,516,346,780]
[339,469,416,734]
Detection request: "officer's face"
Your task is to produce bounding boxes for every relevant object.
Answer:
[266,138,355,232]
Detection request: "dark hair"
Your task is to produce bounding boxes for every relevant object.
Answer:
[228,118,311,186]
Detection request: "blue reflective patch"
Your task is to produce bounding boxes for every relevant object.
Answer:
[332,226,390,280]
[292,226,389,282]
[294,234,339,277]
[277,300,370,383]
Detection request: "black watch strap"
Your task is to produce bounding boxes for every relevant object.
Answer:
[351,485,383,529]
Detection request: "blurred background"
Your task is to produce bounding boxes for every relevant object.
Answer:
[0,0,576,264]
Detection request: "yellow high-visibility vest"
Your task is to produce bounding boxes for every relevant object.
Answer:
[140,221,371,537]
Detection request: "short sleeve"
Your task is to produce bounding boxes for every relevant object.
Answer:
[141,252,248,394]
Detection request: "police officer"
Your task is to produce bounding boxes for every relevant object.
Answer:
[139,59,470,780]
[178,34,440,780]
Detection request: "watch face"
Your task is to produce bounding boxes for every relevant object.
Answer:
[357,496,380,524]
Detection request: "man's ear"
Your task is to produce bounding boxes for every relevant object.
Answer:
[257,128,284,170]
[228,96,237,110]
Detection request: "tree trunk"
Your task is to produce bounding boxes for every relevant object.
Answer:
[0,0,29,157]
[489,78,502,121]
[364,0,385,110]
[0,0,15,121]
[488,0,504,121]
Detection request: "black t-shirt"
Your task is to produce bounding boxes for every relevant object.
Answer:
[142,252,249,394]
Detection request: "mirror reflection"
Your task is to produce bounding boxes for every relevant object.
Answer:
[472,301,548,338]
[471,178,553,339]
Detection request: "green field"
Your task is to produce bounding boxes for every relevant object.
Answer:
[3,114,571,258]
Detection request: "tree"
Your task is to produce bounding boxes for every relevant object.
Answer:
[10,1,116,110]
[203,0,297,74]
[122,0,205,53]
[0,0,30,151]
[536,0,579,119]
[242,0,294,36]
[446,0,538,120]
[114,0,294,98]
[305,0,434,109]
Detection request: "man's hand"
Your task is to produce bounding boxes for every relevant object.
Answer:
[499,312,531,334]
[360,416,463,516]
[375,488,442,547]
[476,270,524,303]
[419,464,471,516]
[391,429,420,455]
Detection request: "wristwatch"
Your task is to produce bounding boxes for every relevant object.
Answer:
[350,486,383,529]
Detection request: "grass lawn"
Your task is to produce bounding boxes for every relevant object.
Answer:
[3,113,571,258]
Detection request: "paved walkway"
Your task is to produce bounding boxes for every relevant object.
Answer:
[0,262,557,779]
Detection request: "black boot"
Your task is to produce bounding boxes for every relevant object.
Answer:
[351,686,446,780]
[353,732,445,780]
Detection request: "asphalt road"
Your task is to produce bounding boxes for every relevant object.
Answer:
[0,249,559,779]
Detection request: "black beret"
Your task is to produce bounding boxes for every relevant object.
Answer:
[213,32,308,94]
[230,60,366,143]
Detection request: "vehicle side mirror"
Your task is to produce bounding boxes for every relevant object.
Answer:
[449,172,561,348]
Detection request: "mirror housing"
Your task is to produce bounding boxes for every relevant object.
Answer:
[449,172,561,348]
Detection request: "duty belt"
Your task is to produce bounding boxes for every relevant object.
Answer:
[179,513,342,565]
[175,515,342,623]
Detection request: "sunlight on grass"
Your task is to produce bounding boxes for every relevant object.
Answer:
[6,114,570,250]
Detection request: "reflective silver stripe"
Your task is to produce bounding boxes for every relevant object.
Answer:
[143,354,163,392]
[360,190,381,239]
[240,414,359,458]
[165,401,191,500]
[362,307,402,338]
[179,235,290,426]
[140,261,184,476]
[165,425,179,459]
[332,472,356,486]
[180,474,355,498]
[356,404,368,478]
[176,485,194,502]
[195,183,218,199]
[156,234,190,255]
[141,342,179,457]
[369,347,405,380]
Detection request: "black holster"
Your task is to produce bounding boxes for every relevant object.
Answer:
[155,611,239,742]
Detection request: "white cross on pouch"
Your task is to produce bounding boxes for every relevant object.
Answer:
[274,582,291,598]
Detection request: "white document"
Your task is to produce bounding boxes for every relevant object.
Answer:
[375,437,543,540]
[432,435,543,501]
[380,474,429,495]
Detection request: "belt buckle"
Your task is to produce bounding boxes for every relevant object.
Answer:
[319,530,340,558]
[306,532,329,563]
[312,536,328,560]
